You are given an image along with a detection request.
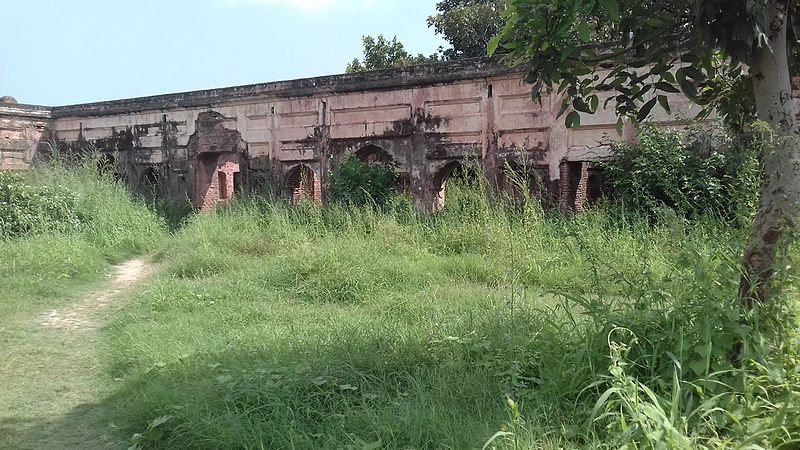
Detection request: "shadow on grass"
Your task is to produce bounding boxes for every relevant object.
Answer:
[2,315,578,449]
[0,403,117,450]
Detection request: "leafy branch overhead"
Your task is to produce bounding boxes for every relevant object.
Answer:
[490,0,798,129]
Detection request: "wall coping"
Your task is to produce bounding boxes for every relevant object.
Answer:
[0,103,52,119]
[46,58,515,119]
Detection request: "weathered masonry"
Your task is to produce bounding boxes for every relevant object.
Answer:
[3,60,798,212]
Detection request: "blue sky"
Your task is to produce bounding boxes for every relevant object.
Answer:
[0,0,446,106]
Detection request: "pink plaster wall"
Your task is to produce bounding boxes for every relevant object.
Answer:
[9,67,799,211]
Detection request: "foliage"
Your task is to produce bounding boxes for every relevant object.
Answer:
[329,156,398,206]
[0,149,170,449]
[345,35,438,73]
[92,187,800,449]
[427,0,507,60]
[490,0,798,128]
[0,171,83,238]
[3,140,799,448]
[600,123,763,223]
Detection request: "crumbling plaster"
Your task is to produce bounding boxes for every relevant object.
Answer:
[3,59,793,211]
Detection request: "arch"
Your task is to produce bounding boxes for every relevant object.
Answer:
[501,161,550,204]
[354,144,393,164]
[431,161,480,211]
[586,167,605,205]
[196,153,240,210]
[141,166,159,188]
[97,153,124,182]
[285,164,321,204]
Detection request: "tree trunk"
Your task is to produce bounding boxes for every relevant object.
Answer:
[739,0,800,306]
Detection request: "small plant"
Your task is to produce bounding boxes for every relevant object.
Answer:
[128,415,172,449]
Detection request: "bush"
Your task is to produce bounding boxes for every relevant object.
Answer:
[329,156,398,206]
[600,123,762,223]
[0,171,84,238]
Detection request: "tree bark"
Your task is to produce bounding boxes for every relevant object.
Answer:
[739,0,800,306]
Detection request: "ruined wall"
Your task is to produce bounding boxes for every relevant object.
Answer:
[0,102,51,170]
[5,60,791,211]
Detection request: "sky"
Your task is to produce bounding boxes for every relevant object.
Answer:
[0,0,447,106]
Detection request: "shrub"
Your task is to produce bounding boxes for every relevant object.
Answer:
[329,156,398,206]
[0,171,84,238]
[600,123,762,223]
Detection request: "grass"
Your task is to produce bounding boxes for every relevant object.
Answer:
[1,159,798,449]
[0,159,166,449]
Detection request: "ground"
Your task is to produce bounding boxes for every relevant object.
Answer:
[0,259,153,449]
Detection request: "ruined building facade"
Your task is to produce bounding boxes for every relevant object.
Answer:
[4,59,793,212]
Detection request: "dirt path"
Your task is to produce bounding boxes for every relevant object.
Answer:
[0,258,154,449]
[39,258,152,331]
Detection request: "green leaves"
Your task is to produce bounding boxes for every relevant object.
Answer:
[657,94,671,114]
[491,0,789,128]
[637,97,658,121]
[428,0,508,60]
[128,415,172,450]
[578,21,591,43]
[565,110,582,128]
[656,81,680,94]
[329,156,399,206]
[598,0,619,22]
[599,123,762,222]
[0,171,84,239]
[346,35,438,73]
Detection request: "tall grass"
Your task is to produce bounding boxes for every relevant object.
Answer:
[3,151,797,448]
[103,179,798,448]
[0,154,166,318]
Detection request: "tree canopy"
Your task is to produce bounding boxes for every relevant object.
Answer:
[346,35,438,73]
[428,0,507,60]
[490,0,797,129]
[346,1,508,72]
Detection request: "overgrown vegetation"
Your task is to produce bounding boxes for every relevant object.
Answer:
[2,137,799,449]
[0,171,84,238]
[0,150,165,317]
[600,123,763,224]
[104,179,799,449]
[329,156,399,206]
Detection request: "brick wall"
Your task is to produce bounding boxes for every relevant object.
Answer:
[288,165,321,203]
[196,153,240,210]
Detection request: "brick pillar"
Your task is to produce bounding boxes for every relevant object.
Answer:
[573,162,589,213]
[559,161,589,212]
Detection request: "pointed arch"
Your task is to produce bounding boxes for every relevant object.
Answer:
[354,144,393,164]
[285,164,321,204]
[431,161,480,211]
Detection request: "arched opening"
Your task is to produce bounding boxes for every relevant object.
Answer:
[218,172,229,199]
[348,144,407,196]
[501,162,551,205]
[196,153,240,210]
[432,161,481,211]
[285,164,320,204]
[141,166,159,188]
[355,144,392,164]
[97,153,123,181]
[586,167,605,205]
[137,165,161,203]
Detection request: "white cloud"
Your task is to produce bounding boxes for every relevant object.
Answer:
[218,0,382,12]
